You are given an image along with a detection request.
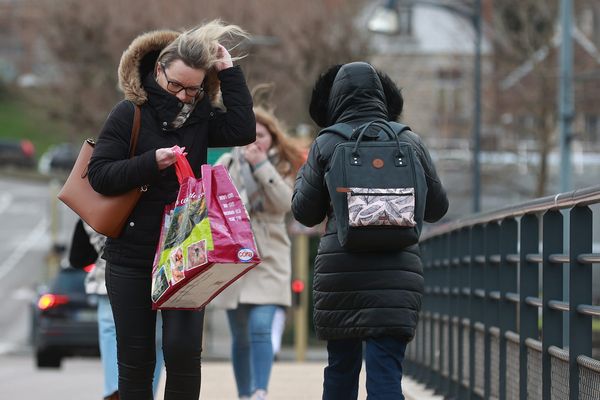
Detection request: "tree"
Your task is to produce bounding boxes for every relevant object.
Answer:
[28,0,368,141]
[490,0,559,197]
[490,0,600,197]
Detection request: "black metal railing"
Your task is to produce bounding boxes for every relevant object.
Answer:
[404,185,600,399]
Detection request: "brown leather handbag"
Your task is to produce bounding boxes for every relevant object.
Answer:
[58,105,146,238]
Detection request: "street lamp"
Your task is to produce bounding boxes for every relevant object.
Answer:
[558,0,573,194]
[368,0,483,213]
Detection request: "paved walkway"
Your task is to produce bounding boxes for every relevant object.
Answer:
[156,360,442,399]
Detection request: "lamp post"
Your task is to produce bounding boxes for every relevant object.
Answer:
[558,0,573,194]
[368,0,483,213]
[558,0,573,353]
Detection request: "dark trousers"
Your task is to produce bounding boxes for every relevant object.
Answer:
[323,336,407,400]
[106,262,205,400]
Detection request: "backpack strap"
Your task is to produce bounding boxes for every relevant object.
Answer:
[319,121,412,140]
[388,121,411,137]
[317,123,355,140]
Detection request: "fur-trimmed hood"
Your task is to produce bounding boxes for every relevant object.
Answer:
[309,62,403,127]
[118,30,221,106]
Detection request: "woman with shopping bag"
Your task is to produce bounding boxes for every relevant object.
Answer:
[212,105,305,400]
[87,20,255,400]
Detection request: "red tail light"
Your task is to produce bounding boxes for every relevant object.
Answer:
[38,294,70,310]
[20,139,35,158]
[83,264,95,273]
[291,279,305,293]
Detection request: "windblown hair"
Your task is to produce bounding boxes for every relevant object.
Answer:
[255,106,305,178]
[157,19,249,102]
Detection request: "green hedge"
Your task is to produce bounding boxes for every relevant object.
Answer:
[0,99,67,158]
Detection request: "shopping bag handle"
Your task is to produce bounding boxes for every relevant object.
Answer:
[201,164,213,210]
[172,146,196,183]
[202,164,246,247]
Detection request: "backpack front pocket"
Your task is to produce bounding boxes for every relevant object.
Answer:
[344,187,416,227]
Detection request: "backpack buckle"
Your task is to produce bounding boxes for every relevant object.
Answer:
[350,152,362,166]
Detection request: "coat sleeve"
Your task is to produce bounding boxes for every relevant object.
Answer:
[412,134,449,223]
[292,139,329,227]
[88,101,161,195]
[82,222,107,255]
[68,219,98,269]
[208,66,256,147]
[253,162,293,214]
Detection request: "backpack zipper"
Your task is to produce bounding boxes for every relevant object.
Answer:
[336,187,414,196]
[350,191,413,197]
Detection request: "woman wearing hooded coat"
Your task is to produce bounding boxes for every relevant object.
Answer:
[87,20,255,399]
[292,62,449,400]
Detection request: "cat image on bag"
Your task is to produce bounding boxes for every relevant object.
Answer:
[187,240,208,270]
[170,248,185,283]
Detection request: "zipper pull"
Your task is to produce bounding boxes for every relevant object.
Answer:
[336,187,351,193]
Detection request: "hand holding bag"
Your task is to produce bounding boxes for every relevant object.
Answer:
[57,104,146,238]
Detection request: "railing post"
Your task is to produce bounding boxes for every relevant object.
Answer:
[569,205,593,399]
[418,304,427,381]
[542,210,564,399]
[519,213,540,400]
[484,222,500,399]
[424,242,435,386]
[458,227,470,399]
[449,230,459,397]
[498,218,518,400]
[415,232,429,386]
[441,233,452,395]
[426,237,439,390]
[469,224,485,400]
[432,236,443,392]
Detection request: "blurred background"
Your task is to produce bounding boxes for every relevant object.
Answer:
[1,0,600,397]
[2,0,600,213]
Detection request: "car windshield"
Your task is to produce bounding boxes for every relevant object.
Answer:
[51,269,86,294]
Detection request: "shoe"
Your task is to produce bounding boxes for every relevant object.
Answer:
[253,389,267,400]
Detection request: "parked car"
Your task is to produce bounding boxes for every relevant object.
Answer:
[38,142,79,175]
[0,138,35,168]
[31,265,99,368]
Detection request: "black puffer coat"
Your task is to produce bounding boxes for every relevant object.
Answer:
[87,30,255,269]
[292,62,448,341]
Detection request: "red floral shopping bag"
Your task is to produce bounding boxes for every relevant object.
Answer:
[151,147,260,310]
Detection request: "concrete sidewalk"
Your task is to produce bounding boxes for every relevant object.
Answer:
[156,360,442,399]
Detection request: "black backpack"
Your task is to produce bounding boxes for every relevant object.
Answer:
[321,120,428,251]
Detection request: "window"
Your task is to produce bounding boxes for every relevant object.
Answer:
[397,6,413,37]
[585,114,600,143]
[436,68,464,117]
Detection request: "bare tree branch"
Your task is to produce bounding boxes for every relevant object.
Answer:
[30,0,368,140]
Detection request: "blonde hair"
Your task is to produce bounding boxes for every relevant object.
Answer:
[254,106,305,178]
[157,20,249,102]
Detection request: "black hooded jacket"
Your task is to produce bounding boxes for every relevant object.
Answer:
[87,30,255,268]
[292,62,448,341]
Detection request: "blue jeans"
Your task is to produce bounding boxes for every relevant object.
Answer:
[226,304,277,397]
[98,296,164,397]
[323,336,407,400]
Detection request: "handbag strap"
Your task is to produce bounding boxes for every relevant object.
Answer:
[128,104,141,158]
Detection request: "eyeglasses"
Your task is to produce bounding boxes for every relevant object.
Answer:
[159,63,204,97]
